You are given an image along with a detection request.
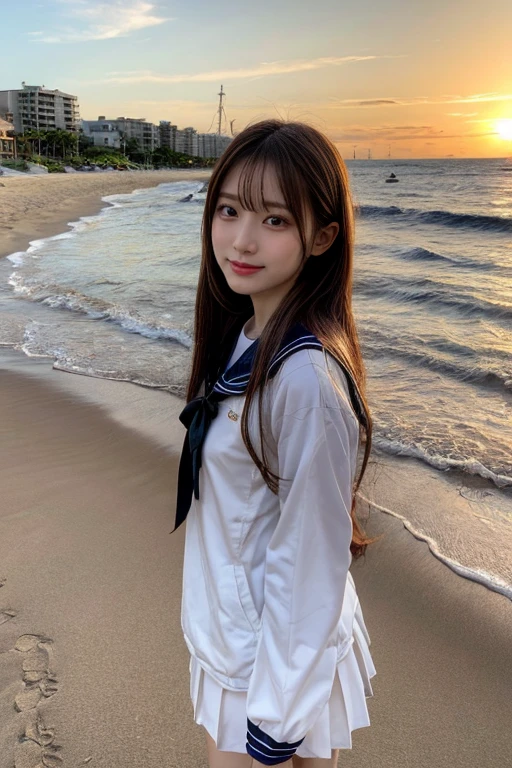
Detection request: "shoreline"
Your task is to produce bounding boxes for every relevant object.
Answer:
[0,169,211,260]
[1,172,511,598]
[0,354,511,767]
[1,343,511,600]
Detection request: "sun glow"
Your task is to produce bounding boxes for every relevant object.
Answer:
[496,119,512,140]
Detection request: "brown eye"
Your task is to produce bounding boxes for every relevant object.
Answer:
[216,204,236,216]
[266,216,287,227]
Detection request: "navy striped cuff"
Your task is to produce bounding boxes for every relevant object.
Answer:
[246,718,305,765]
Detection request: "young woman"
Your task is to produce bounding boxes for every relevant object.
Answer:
[172,119,379,767]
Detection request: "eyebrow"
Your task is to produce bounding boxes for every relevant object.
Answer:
[218,191,290,212]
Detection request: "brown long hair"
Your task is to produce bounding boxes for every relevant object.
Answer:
[187,119,381,559]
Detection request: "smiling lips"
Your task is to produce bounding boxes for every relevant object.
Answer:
[229,260,264,276]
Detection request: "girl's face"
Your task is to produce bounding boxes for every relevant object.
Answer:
[211,162,312,303]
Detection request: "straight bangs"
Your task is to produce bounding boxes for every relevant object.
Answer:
[232,150,311,263]
[203,139,313,279]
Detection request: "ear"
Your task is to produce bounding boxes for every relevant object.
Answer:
[310,222,340,257]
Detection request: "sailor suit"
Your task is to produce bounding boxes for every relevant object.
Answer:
[174,321,376,764]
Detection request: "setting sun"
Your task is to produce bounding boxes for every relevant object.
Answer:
[496,119,512,140]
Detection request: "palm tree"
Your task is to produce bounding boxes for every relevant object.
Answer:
[44,129,59,159]
[60,130,76,160]
[15,132,30,158]
[24,129,40,157]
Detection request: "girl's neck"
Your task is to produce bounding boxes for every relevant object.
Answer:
[244,291,286,339]
[243,316,260,340]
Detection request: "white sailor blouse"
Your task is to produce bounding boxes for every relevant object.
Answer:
[174,325,364,766]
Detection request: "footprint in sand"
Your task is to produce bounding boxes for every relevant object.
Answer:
[15,713,63,768]
[11,635,62,767]
[14,635,58,712]
[0,580,62,766]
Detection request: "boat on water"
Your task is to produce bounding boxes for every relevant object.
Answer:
[385,172,399,183]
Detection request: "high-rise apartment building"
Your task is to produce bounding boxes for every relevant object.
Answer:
[197,132,232,159]
[159,123,231,158]
[159,121,178,150]
[0,83,80,134]
[175,126,199,157]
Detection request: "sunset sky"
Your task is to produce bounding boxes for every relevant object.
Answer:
[2,0,511,159]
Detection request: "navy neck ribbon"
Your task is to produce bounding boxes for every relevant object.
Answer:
[172,322,364,532]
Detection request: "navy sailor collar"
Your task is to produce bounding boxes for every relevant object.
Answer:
[211,322,322,397]
[172,322,365,533]
[210,321,365,425]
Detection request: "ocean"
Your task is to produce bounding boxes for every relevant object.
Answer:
[1,158,511,597]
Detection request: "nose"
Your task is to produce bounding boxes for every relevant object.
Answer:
[232,218,257,255]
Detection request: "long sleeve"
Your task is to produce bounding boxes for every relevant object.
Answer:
[246,359,359,765]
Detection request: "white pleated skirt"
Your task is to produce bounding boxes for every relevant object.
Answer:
[188,601,377,759]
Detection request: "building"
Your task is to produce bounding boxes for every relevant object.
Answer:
[0,115,16,159]
[0,83,80,134]
[82,116,160,152]
[80,119,121,149]
[80,115,231,160]
[175,126,199,157]
[158,123,231,158]
[197,132,232,159]
[159,121,178,150]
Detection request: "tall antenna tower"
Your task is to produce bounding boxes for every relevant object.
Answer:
[353,145,357,160]
[217,84,225,135]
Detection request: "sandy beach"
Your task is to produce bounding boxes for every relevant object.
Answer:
[1,173,511,768]
[0,169,211,259]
